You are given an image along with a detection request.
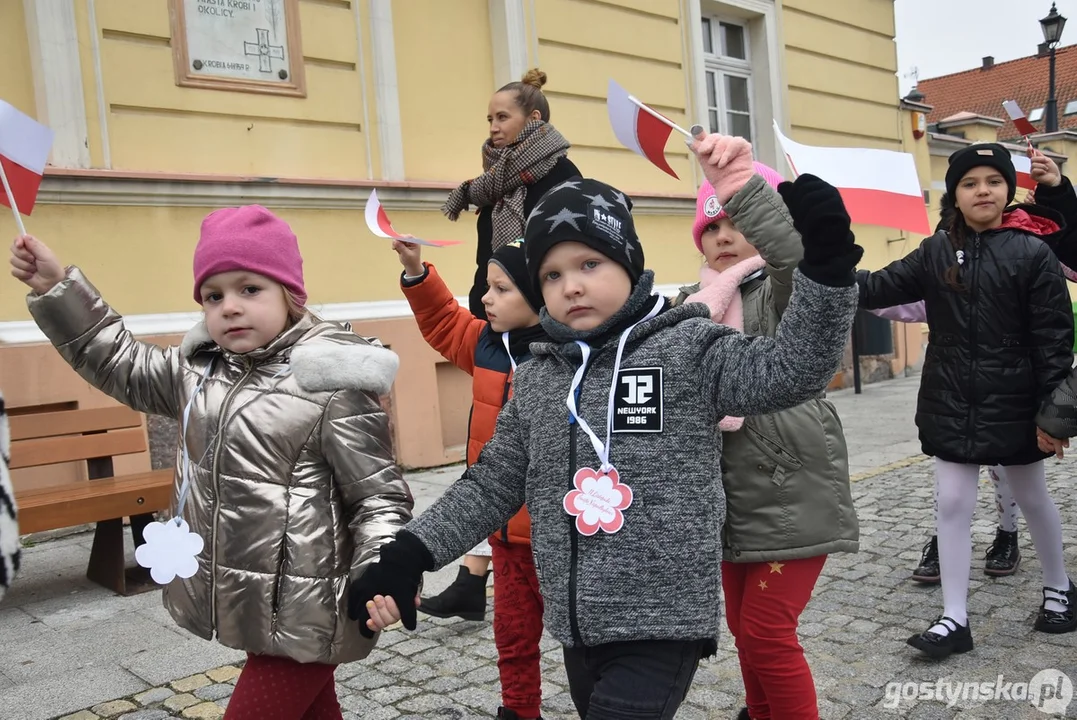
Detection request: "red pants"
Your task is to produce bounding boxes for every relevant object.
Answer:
[491,536,545,719]
[722,555,827,720]
[224,653,341,720]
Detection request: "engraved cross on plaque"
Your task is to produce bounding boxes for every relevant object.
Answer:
[243,28,284,73]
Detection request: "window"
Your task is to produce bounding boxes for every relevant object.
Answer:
[701,16,754,142]
[1064,100,1077,115]
[1029,107,1045,122]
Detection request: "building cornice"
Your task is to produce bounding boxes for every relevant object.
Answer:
[927,132,1067,161]
[899,99,933,113]
[1028,130,1077,143]
[936,113,1004,131]
[35,168,696,214]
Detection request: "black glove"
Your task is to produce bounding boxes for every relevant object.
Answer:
[777,174,864,287]
[347,529,435,638]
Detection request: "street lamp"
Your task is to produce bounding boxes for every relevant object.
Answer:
[1040,2,1067,132]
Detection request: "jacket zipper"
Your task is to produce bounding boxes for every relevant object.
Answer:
[568,369,585,647]
[209,357,256,632]
[966,234,982,458]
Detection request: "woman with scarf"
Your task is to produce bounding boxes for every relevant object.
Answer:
[420,69,580,631]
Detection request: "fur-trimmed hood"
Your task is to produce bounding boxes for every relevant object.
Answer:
[179,315,399,396]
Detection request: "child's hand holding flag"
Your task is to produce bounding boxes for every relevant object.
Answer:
[1029,146,1062,187]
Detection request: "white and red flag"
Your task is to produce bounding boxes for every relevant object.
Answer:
[607,79,689,179]
[1002,100,1039,137]
[1011,153,1037,191]
[0,99,54,232]
[364,189,461,247]
[774,121,930,235]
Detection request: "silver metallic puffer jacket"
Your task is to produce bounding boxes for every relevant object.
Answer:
[27,268,413,664]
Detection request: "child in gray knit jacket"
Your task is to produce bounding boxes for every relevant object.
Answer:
[348,135,863,720]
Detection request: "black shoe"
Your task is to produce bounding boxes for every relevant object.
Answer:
[497,709,543,720]
[1033,580,1077,634]
[906,616,974,659]
[911,536,940,584]
[983,528,1021,576]
[735,709,750,720]
[418,565,490,621]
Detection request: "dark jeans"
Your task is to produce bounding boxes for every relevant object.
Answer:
[562,639,706,719]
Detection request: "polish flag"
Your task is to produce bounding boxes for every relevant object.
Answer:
[0,99,53,216]
[365,189,461,247]
[1011,153,1036,191]
[607,79,678,179]
[1002,100,1039,137]
[774,122,930,235]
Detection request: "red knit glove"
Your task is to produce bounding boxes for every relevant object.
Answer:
[690,132,755,205]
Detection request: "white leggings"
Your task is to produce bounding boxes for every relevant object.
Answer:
[934,467,1020,532]
[935,459,1070,625]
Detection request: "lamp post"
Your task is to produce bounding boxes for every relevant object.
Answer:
[1041,2,1067,133]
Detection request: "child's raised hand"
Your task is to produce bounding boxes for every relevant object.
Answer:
[9,235,65,295]
[777,174,864,287]
[392,239,424,277]
[688,130,755,206]
[1029,148,1062,188]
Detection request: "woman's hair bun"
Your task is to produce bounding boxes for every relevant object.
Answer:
[521,68,547,89]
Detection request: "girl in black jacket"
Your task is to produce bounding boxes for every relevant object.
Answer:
[858,143,1077,658]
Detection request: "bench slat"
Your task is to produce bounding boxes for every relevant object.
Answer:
[8,406,143,441]
[10,428,148,470]
[16,470,174,534]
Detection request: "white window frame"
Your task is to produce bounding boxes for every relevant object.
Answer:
[700,17,756,143]
[684,0,784,176]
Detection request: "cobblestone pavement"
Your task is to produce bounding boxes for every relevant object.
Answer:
[42,456,1077,720]
[5,376,1076,719]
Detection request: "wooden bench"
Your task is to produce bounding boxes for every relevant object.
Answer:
[9,405,174,595]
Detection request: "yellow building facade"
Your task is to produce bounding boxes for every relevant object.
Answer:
[0,0,919,469]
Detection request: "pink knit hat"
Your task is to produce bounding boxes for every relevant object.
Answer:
[692,162,785,252]
[192,205,306,305]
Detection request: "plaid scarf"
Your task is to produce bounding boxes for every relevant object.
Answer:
[442,121,570,252]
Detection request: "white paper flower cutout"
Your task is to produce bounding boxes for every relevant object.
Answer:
[135,519,204,584]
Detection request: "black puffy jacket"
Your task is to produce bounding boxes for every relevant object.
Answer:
[858,199,1075,466]
[469,156,581,317]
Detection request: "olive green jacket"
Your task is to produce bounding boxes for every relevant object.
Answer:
[674,174,859,562]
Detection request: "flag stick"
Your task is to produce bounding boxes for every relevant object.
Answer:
[628,96,694,139]
[0,160,25,235]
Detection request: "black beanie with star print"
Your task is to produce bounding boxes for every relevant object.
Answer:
[524,178,645,292]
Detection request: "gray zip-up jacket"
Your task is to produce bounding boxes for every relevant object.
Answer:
[407,269,857,651]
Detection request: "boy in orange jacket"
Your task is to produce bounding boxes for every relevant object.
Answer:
[394,238,548,720]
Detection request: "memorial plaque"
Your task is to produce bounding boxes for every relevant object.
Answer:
[169,0,306,96]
